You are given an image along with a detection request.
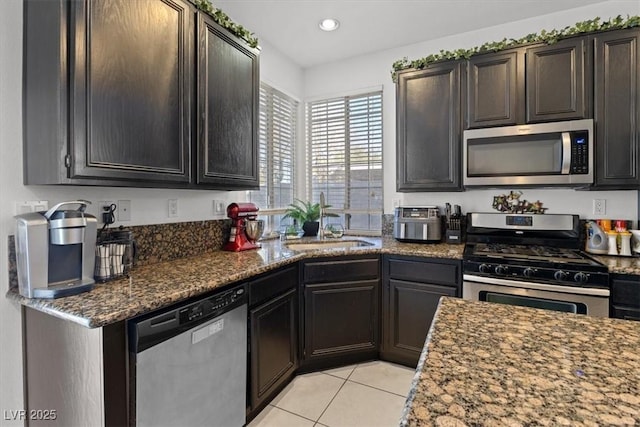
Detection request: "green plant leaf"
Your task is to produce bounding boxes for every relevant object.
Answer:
[391,14,640,80]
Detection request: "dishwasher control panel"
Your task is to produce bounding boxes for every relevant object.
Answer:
[130,283,247,353]
[179,287,245,323]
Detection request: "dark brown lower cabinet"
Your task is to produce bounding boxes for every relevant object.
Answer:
[381,256,461,367]
[300,256,380,371]
[248,266,298,419]
[610,274,640,321]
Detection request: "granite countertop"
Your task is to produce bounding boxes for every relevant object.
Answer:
[591,254,640,276]
[401,297,640,426]
[6,236,464,328]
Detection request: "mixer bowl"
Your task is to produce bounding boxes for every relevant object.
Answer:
[245,219,264,243]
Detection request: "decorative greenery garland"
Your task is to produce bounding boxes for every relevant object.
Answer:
[391,15,640,82]
[194,0,259,48]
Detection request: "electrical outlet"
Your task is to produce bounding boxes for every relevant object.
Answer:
[213,199,225,216]
[168,199,178,218]
[393,199,401,208]
[593,199,606,216]
[14,200,49,215]
[117,200,131,221]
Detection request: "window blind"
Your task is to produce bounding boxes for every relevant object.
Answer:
[249,83,298,229]
[307,91,383,232]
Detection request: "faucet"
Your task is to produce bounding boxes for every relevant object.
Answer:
[319,192,326,239]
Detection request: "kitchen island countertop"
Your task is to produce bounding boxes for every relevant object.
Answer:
[6,237,464,328]
[401,297,640,426]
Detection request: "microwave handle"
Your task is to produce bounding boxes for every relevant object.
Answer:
[561,132,571,174]
[399,223,406,239]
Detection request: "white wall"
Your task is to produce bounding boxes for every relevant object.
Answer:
[0,0,304,420]
[304,0,640,221]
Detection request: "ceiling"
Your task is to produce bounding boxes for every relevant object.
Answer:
[213,0,607,68]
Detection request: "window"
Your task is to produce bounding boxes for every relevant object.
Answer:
[249,83,298,232]
[307,90,383,233]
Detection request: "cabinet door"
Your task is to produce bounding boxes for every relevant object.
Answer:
[383,280,456,368]
[197,14,259,189]
[526,38,590,122]
[250,288,298,411]
[396,62,463,191]
[467,50,524,128]
[304,280,379,362]
[593,29,640,189]
[70,0,193,183]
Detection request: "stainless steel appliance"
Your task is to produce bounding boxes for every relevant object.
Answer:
[129,284,248,427]
[14,200,97,298]
[463,212,609,317]
[463,119,593,187]
[394,206,442,243]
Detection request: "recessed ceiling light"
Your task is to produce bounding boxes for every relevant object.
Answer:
[319,18,340,32]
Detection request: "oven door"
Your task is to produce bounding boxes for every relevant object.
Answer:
[463,275,610,317]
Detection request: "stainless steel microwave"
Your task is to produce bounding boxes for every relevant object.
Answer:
[463,119,593,187]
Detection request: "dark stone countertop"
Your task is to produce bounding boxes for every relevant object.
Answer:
[401,297,640,426]
[5,237,464,328]
[6,235,639,328]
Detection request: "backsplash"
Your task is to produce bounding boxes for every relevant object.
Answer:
[8,214,397,289]
[382,214,394,236]
[7,219,231,290]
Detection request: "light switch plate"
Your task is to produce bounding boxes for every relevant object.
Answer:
[168,199,178,218]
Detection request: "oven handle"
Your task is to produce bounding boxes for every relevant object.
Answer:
[463,274,610,297]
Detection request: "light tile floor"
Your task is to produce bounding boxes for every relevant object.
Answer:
[248,361,416,427]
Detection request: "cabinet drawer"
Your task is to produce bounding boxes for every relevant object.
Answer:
[611,305,640,322]
[249,266,298,307]
[303,258,379,284]
[610,275,640,308]
[388,258,460,286]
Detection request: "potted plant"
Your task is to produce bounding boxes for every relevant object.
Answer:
[283,199,338,237]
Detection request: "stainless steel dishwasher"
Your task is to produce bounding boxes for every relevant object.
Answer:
[129,284,247,427]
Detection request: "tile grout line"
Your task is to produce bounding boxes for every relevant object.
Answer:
[266,404,321,425]
[345,377,410,399]
[312,367,358,425]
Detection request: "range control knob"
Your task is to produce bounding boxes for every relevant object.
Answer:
[574,272,589,283]
[523,268,536,278]
[495,265,508,275]
[554,270,568,281]
[479,264,491,274]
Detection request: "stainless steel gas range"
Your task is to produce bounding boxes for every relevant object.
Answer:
[462,212,610,317]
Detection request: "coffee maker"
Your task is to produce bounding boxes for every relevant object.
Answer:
[223,202,262,252]
[15,200,97,298]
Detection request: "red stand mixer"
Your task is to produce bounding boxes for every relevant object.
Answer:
[223,202,263,252]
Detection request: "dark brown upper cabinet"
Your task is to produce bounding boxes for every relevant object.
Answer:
[23,0,259,190]
[396,62,464,192]
[593,28,640,189]
[196,14,260,189]
[525,37,591,123]
[466,49,525,128]
[466,37,591,128]
[23,0,193,186]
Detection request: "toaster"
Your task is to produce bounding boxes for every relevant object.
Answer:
[393,207,442,243]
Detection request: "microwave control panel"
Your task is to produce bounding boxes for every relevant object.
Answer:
[570,131,589,174]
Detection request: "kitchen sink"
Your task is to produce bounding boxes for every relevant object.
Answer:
[285,240,374,251]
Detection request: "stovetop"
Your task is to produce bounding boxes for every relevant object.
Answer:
[463,242,609,288]
[469,243,601,266]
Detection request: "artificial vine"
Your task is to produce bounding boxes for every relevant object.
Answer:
[194,0,259,48]
[391,15,640,82]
